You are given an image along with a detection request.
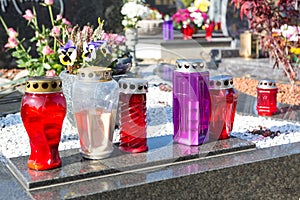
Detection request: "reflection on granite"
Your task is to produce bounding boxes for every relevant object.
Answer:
[0,161,31,200]
[27,142,300,199]
[7,137,254,190]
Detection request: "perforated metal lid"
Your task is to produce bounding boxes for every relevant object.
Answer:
[209,75,234,89]
[25,76,62,93]
[175,59,207,73]
[118,78,148,94]
[78,67,113,82]
[257,79,277,89]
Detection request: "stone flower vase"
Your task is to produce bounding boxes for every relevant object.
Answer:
[125,28,138,51]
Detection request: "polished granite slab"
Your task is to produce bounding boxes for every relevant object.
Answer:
[6,137,255,191]
[27,142,300,199]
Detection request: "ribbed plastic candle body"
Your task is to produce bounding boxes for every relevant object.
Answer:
[173,69,210,146]
[118,78,148,153]
[119,93,148,153]
[21,77,66,170]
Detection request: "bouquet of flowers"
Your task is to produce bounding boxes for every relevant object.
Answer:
[171,7,208,30]
[121,0,150,29]
[56,18,115,74]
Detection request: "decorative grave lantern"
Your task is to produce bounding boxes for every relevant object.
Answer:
[72,67,119,159]
[209,75,238,140]
[118,78,148,153]
[21,76,66,170]
[163,19,174,40]
[173,59,211,146]
[256,79,278,116]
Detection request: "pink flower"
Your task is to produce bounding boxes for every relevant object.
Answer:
[23,9,34,21]
[36,39,47,47]
[114,35,126,45]
[4,37,18,48]
[62,18,71,26]
[7,28,18,38]
[56,14,62,21]
[51,26,60,36]
[46,69,56,77]
[44,0,53,5]
[42,46,54,55]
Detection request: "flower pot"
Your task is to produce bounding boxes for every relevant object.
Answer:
[125,28,138,51]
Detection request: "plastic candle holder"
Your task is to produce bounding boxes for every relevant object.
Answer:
[256,79,278,116]
[209,75,238,140]
[118,78,148,153]
[173,59,211,146]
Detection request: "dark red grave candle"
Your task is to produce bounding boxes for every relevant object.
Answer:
[209,75,238,140]
[118,78,148,153]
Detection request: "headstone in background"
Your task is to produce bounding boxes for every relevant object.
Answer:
[0,0,123,68]
[146,0,177,16]
[221,0,249,39]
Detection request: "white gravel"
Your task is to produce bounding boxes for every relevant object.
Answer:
[0,64,299,158]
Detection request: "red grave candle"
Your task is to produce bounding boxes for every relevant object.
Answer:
[209,75,238,140]
[118,78,148,153]
[256,79,278,116]
[21,77,66,170]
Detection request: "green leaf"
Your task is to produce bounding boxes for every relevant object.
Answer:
[43,63,51,70]
[11,51,20,58]
[36,66,45,76]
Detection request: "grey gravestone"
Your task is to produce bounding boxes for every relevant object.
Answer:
[221,0,249,39]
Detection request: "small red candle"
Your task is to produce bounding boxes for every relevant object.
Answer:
[256,79,278,116]
[118,78,148,153]
[21,77,66,170]
[209,75,238,140]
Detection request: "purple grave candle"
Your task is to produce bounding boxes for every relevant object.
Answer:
[163,20,174,40]
[173,59,210,146]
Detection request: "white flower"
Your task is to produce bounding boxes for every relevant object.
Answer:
[190,11,204,27]
[280,24,299,42]
[121,0,150,28]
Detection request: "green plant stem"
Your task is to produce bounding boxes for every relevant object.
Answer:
[47,5,57,52]
[48,5,54,27]
[42,54,45,64]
